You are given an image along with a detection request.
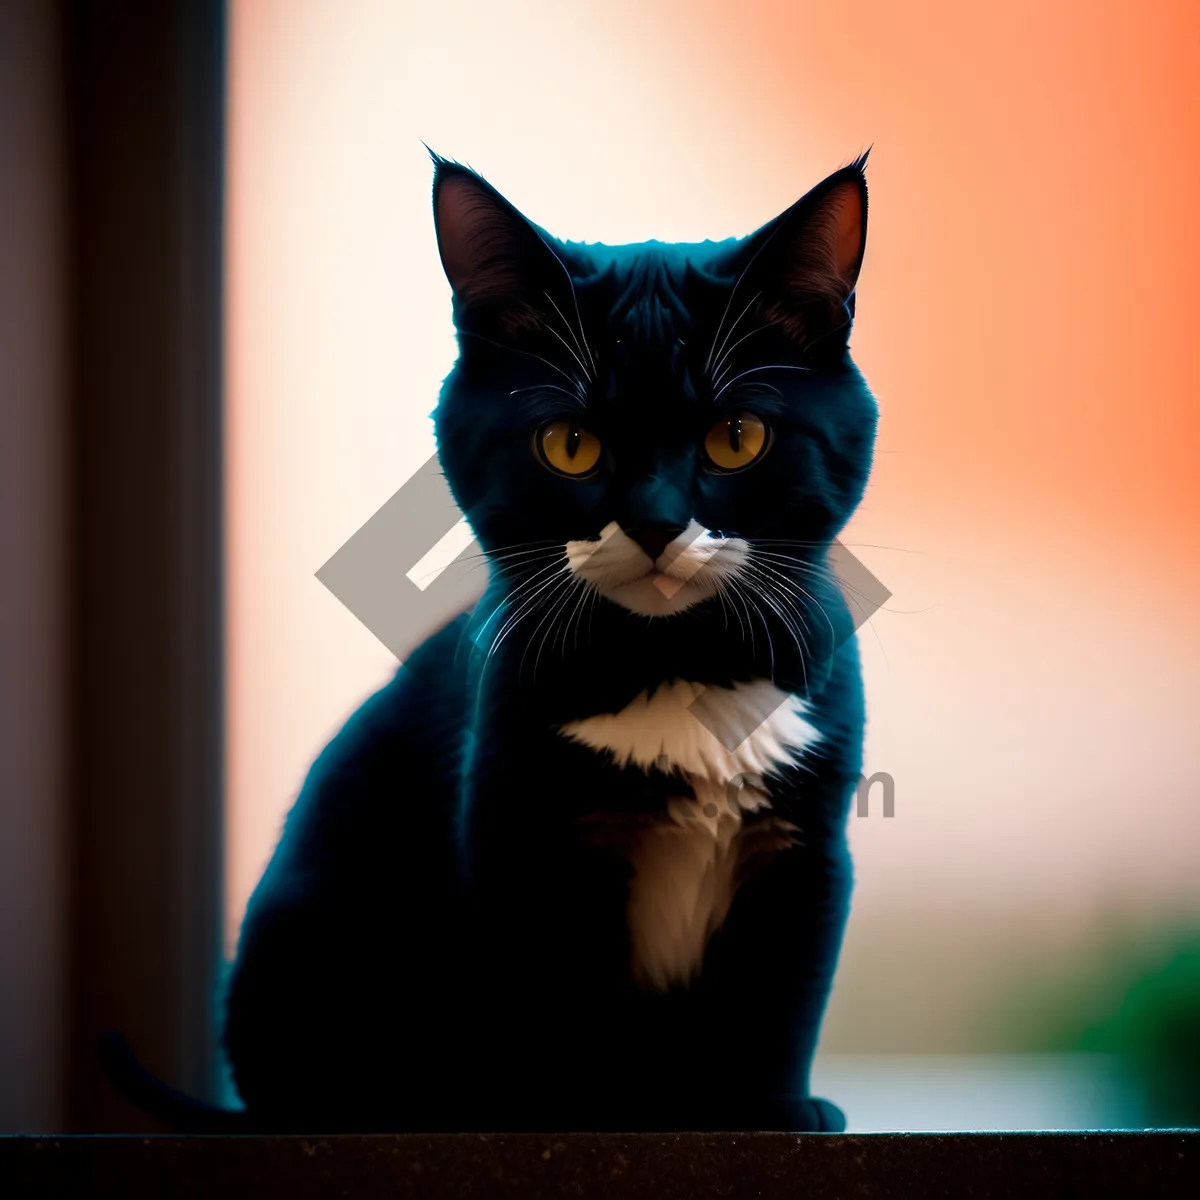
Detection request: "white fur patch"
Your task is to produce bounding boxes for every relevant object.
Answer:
[558,680,820,990]
[558,678,820,786]
[565,519,748,617]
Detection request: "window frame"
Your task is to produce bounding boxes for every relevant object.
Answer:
[64,0,227,1129]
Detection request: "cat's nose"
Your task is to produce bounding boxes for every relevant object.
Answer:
[625,524,686,563]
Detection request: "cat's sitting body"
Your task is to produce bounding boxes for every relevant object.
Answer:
[223,153,878,1132]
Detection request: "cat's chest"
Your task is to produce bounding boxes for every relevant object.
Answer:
[555,679,821,991]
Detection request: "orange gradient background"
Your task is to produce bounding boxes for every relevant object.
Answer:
[226,0,1200,1058]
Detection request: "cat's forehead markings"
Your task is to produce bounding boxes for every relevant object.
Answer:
[603,253,691,348]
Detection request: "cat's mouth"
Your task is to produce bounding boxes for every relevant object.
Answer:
[565,520,749,617]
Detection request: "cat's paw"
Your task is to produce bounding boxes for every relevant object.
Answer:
[791,1096,846,1132]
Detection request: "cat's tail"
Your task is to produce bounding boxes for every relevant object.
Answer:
[98,1030,254,1133]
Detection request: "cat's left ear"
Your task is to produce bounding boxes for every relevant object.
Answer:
[719,152,869,354]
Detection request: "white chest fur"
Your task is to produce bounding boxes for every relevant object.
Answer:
[557,680,821,990]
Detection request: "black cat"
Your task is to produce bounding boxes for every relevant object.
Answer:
[220,151,878,1133]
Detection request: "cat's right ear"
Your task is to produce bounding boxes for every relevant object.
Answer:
[431,155,573,340]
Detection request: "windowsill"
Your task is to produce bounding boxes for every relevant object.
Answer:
[3,1130,1198,1198]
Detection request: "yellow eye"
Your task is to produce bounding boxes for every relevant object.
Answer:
[704,412,768,471]
[536,420,602,477]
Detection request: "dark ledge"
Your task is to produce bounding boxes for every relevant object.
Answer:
[3,1132,1199,1199]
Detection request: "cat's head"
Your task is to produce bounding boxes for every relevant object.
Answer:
[430,153,877,627]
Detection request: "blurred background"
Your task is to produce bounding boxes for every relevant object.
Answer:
[2,0,1198,1132]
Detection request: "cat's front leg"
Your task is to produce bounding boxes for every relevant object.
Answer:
[688,778,856,1132]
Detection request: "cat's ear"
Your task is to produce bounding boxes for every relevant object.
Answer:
[719,153,869,354]
[431,155,574,340]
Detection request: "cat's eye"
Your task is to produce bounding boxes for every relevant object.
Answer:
[535,420,603,477]
[703,412,769,472]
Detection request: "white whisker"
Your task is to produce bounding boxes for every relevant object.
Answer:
[709,315,785,388]
[459,329,587,398]
[707,289,761,384]
[478,559,571,656]
[712,364,811,405]
[542,290,595,382]
[523,573,582,683]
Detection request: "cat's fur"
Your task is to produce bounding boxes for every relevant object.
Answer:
[222,151,878,1133]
